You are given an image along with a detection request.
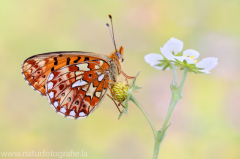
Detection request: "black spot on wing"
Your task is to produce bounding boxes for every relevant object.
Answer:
[51,67,54,71]
[84,57,89,61]
[66,57,70,65]
[74,57,81,63]
[54,57,58,65]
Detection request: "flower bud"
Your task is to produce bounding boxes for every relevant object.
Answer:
[111,82,129,102]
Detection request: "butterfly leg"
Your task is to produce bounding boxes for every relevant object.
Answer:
[125,78,130,86]
[114,58,135,79]
[121,70,135,79]
[107,94,121,113]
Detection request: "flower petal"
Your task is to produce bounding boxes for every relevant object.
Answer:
[183,49,200,59]
[163,37,183,54]
[160,47,175,61]
[198,69,210,74]
[144,53,163,67]
[196,57,218,73]
[154,66,164,70]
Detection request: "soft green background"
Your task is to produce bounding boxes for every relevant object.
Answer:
[0,0,239,159]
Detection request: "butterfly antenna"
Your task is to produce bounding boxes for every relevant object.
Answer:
[109,15,116,45]
[106,14,117,52]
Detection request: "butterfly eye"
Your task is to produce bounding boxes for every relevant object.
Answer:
[115,52,121,59]
[121,58,124,62]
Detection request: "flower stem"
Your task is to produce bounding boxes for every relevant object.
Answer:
[178,67,189,95]
[128,67,189,159]
[130,95,157,139]
[161,98,177,132]
[170,63,178,86]
[153,133,162,159]
[152,66,189,159]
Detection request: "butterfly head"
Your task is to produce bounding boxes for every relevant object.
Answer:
[106,15,124,63]
[110,46,124,62]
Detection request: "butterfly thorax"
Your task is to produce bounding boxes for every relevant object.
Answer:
[107,46,124,84]
[108,59,119,84]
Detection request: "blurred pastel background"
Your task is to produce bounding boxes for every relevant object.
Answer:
[0,0,239,159]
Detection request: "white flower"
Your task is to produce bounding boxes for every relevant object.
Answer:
[196,57,218,74]
[160,37,183,61]
[145,37,218,73]
[144,53,164,70]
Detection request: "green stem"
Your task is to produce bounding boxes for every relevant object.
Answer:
[160,63,179,133]
[178,67,189,94]
[130,95,157,139]
[162,67,189,131]
[161,98,177,132]
[170,63,178,86]
[152,98,177,159]
[153,132,162,159]
[129,67,189,159]
[153,67,189,159]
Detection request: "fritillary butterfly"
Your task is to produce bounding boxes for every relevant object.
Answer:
[21,15,133,119]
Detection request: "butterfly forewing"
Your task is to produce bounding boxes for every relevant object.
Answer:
[21,51,110,96]
[21,51,120,119]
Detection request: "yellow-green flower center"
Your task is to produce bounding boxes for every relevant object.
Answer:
[184,55,197,63]
[111,82,129,102]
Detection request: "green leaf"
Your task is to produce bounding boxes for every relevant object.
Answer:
[122,98,129,115]
[172,59,206,74]
[118,110,124,119]
[189,64,196,67]
[155,63,165,67]
[163,56,169,61]
[163,64,170,70]
[175,59,181,63]
[183,60,187,65]
[129,72,141,88]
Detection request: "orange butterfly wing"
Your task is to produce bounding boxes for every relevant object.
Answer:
[22,52,111,118]
[21,51,109,95]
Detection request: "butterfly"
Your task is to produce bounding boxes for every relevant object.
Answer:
[21,15,133,119]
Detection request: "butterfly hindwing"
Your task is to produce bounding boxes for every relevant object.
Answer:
[45,60,109,118]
